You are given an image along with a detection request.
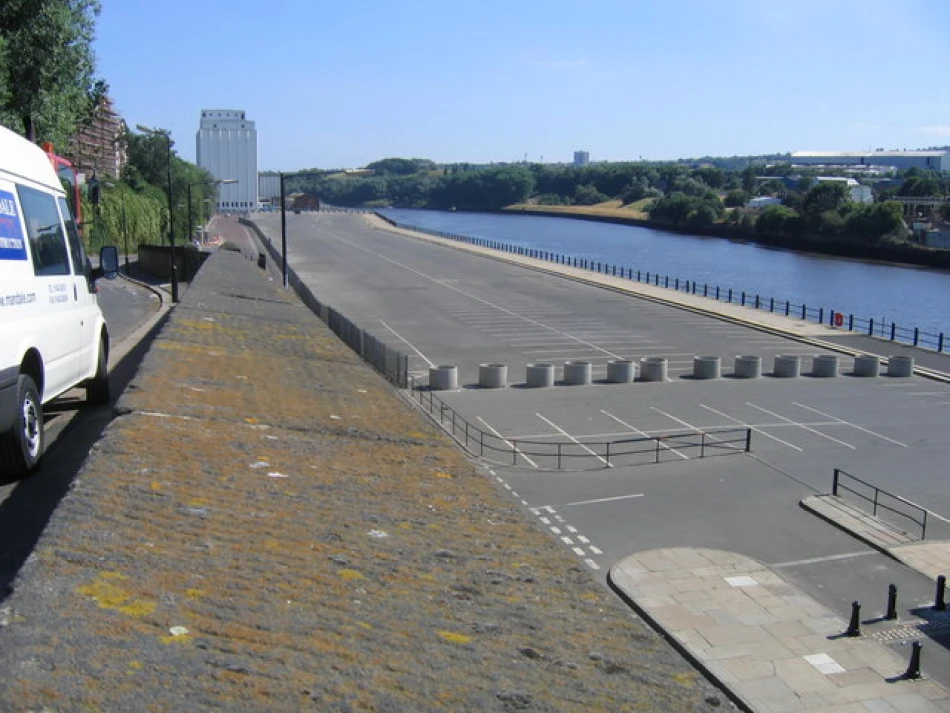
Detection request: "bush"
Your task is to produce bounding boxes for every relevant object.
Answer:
[573,184,610,205]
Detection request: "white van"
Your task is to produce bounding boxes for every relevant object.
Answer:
[0,124,118,478]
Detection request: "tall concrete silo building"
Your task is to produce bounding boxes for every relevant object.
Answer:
[196,109,258,213]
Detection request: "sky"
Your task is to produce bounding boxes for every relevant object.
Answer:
[94,0,950,172]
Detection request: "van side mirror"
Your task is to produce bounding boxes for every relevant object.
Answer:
[88,178,101,206]
[93,245,119,281]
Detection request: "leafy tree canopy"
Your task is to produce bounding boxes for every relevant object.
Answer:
[366,157,436,176]
[0,0,105,144]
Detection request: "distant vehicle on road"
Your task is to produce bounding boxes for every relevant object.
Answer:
[0,125,119,479]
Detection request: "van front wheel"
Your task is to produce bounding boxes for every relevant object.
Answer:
[0,374,44,479]
[86,337,110,406]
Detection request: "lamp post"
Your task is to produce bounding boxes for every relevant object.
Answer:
[279,171,324,289]
[188,178,236,249]
[136,124,177,302]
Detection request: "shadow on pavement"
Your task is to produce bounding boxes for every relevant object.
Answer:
[0,310,168,602]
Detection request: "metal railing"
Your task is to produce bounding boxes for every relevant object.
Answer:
[246,215,752,470]
[408,374,751,470]
[385,217,947,354]
[832,467,929,540]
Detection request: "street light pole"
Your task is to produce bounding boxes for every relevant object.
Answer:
[280,172,287,287]
[136,124,177,302]
[277,170,323,290]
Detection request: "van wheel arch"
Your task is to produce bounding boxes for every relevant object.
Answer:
[85,332,110,406]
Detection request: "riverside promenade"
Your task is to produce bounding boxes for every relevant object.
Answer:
[2,219,950,711]
[0,250,729,712]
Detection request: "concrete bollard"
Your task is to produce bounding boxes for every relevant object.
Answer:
[734,355,762,379]
[853,354,880,377]
[429,365,458,391]
[693,356,721,380]
[526,363,555,388]
[478,363,507,389]
[640,357,668,382]
[607,359,635,383]
[563,360,592,385]
[773,355,802,378]
[812,354,839,378]
[887,355,915,377]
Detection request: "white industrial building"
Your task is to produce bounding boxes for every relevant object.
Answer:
[258,173,280,208]
[196,109,258,213]
[790,150,949,172]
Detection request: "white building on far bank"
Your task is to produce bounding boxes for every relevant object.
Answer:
[196,109,258,213]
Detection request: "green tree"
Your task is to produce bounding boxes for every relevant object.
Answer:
[366,157,436,176]
[755,205,803,236]
[0,0,104,144]
[573,184,609,205]
[801,181,849,232]
[899,174,941,197]
[724,189,750,208]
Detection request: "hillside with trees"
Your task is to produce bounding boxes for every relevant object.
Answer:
[295,157,946,250]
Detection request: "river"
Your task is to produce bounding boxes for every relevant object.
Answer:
[379,208,950,339]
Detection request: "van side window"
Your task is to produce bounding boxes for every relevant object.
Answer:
[17,184,69,276]
[58,195,87,277]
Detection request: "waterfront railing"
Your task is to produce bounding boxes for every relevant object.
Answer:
[382,217,947,354]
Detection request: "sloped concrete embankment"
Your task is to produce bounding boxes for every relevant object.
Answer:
[0,251,728,712]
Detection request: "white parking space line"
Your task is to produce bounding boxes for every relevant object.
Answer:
[649,406,745,452]
[907,392,950,396]
[378,320,434,367]
[535,413,611,467]
[771,551,876,568]
[746,402,856,449]
[699,404,804,452]
[791,402,908,447]
[559,492,646,507]
[600,409,689,459]
[477,416,539,469]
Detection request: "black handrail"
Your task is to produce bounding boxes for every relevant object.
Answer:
[408,374,751,470]
[832,467,929,540]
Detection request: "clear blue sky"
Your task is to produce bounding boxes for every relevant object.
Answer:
[95,0,950,172]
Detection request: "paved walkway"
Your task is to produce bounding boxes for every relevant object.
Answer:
[611,548,950,712]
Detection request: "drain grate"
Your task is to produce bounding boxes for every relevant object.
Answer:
[873,614,950,642]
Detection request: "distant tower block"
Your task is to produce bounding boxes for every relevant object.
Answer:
[573,150,589,167]
[196,109,258,214]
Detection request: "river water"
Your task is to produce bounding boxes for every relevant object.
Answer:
[380,208,950,338]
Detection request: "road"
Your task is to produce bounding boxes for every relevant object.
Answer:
[0,265,164,593]
[252,210,950,684]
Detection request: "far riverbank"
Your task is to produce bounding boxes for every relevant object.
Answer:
[502,204,950,271]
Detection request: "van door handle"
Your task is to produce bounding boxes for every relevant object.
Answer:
[74,284,78,300]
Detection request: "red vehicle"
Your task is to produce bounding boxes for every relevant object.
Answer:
[41,142,85,226]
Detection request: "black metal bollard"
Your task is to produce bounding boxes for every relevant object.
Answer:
[846,601,862,637]
[935,575,947,611]
[904,641,922,680]
[885,584,898,620]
